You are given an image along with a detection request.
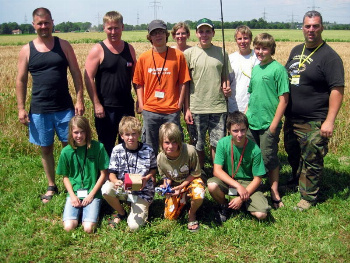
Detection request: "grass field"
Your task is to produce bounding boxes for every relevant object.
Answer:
[0,33,349,262]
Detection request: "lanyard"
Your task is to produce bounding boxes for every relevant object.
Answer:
[152,47,168,88]
[125,149,139,174]
[231,138,248,179]
[298,42,323,70]
[239,51,254,79]
[75,146,87,188]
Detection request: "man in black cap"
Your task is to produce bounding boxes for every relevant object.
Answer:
[133,20,191,153]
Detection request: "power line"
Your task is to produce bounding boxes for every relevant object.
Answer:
[149,0,162,20]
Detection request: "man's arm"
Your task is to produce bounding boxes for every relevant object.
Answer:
[60,39,84,116]
[16,44,30,125]
[84,44,105,118]
[321,86,344,138]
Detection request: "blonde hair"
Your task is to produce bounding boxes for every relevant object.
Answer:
[253,33,276,55]
[159,122,182,151]
[103,11,123,25]
[119,116,141,135]
[68,116,92,149]
[171,22,190,37]
[234,25,252,41]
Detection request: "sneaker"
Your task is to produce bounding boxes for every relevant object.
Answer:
[294,199,312,211]
[217,204,229,223]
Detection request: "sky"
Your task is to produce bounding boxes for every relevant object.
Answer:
[0,0,349,26]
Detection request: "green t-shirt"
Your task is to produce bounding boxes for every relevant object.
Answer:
[247,60,289,130]
[157,143,201,184]
[56,140,110,199]
[184,45,229,114]
[214,136,266,180]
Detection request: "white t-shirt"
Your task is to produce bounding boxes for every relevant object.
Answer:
[228,50,259,112]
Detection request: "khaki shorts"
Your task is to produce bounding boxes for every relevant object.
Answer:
[207,177,270,213]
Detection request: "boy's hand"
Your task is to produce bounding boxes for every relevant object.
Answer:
[228,197,243,210]
[269,124,277,135]
[81,194,94,207]
[70,195,82,207]
[168,185,183,196]
[236,185,250,201]
[114,180,123,189]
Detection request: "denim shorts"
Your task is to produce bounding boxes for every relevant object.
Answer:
[29,109,74,146]
[62,197,101,223]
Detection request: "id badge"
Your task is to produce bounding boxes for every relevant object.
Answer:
[291,75,300,85]
[155,90,165,98]
[228,187,238,196]
[77,188,88,198]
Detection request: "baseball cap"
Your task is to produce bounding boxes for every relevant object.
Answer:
[148,20,167,33]
[196,18,214,29]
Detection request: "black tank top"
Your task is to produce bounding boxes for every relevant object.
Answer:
[95,41,134,108]
[28,37,74,113]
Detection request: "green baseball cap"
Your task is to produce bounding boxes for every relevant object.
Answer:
[196,18,214,29]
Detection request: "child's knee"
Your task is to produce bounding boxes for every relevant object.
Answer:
[251,211,268,220]
[63,220,78,232]
[83,222,96,233]
[207,182,219,193]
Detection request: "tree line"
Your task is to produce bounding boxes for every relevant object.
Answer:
[1,18,349,34]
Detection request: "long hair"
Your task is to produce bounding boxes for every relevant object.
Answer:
[68,116,92,149]
[159,122,183,151]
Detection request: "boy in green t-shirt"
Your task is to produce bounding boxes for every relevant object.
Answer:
[207,111,270,223]
[246,33,289,209]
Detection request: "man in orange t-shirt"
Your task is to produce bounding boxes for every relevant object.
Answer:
[133,19,191,153]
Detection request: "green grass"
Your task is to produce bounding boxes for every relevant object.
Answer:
[1,29,350,46]
[1,130,350,262]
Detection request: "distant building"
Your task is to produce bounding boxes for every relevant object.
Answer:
[12,29,22,34]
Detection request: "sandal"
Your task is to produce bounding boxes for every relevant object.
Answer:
[187,221,200,232]
[108,213,127,228]
[271,199,284,209]
[40,185,58,203]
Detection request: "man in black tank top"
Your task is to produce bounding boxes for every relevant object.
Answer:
[16,7,85,203]
[85,11,137,156]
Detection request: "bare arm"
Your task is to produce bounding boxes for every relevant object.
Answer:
[221,76,231,97]
[60,39,84,116]
[135,85,144,114]
[321,87,344,138]
[178,82,186,110]
[63,176,81,207]
[81,169,108,206]
[84,44,105,118]
[16,44,30,125]
[269,93,289,135]
[141,168,157,189]
[184,82,193,124]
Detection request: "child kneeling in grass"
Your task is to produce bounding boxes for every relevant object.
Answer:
[57,116,109,233]
[101,116,156,231]
[207,111,270,223]
[157,122,205,232]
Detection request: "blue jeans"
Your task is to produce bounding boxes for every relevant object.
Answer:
[62,197,101,223]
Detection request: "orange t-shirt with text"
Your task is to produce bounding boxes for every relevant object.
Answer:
[133,47,191,114]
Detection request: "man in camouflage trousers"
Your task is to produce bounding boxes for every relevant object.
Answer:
[284,10,344,210]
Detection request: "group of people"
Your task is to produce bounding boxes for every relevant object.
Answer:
[16,7,344,233]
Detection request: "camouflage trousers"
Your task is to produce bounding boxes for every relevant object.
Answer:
[284,118,329,202]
